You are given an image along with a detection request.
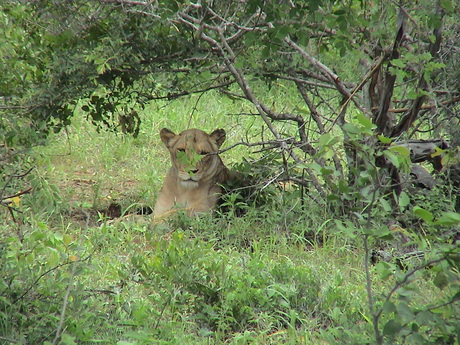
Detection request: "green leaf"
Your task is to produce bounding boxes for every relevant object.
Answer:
[375,261,396,280]
[416,310,434,324]
[389,145,411,157]
[82,201,93,209]
[383,319,402,337]
[30,230,46,241]
[356,113,375,130]
[327,193,339,201]
[383,150,400,168]
[440,0,455,13]
[63,234,73,246]
[397,302,415,322]
[234,59,245,69]
[378,135,392,144]
[391,58,406,68]
[308,162,323,173]
[413,206,434,223]
[338,179,350,193]
[407,90,419,100]
[451,290,460,302]
[380,197,392,212]
[60,334,77,345]
[407,332,425,343]
[320,167,334,176]
[435,212,460,226]
[398,191,410,209]
[318,133,340,146]
[343,123,361,135]
[433,271,448,290]
[382,301,396,314]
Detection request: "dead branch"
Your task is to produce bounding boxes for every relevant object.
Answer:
[218,137,321,156]
[0,167,34,202]
[52,260,77,345]
[99,0,157,7]
[146,80,235,101]
[340,55,386,115]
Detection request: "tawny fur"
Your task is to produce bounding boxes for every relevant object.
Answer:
[153,128,229,217]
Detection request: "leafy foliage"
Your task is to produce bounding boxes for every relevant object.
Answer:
[2,1,460,344]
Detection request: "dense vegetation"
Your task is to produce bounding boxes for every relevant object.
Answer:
[1,0,460,344]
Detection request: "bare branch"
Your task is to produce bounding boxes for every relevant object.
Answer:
[1,187,33,206]
[145,80,235,101]
[372,96,460,113]
[284,37,371,117]
[296,83,344,175]
[267,73,337,90]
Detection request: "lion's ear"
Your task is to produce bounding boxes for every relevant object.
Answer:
[210,129,226,148]
[160,128,176,147]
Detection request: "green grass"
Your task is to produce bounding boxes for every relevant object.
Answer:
[1,92,459,345]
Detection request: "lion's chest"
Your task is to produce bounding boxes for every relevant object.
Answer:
[153,170,221,217]
[173,183,214,207]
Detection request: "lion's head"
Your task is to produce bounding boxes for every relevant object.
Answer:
[160,128,227,188]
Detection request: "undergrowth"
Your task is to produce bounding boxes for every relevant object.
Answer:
[1,93,459,344]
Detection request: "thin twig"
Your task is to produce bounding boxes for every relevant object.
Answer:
[13,262,71,304]
[1,187,33,204]
[52,260,78,344]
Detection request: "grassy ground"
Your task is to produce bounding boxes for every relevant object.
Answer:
[2,93,458,344]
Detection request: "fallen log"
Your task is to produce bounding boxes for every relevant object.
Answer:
[393,139,449,171]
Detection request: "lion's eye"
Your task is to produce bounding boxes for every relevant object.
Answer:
[177,148,185,153]
[199,151,209,155]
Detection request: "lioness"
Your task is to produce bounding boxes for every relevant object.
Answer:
[153,128,230,218]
